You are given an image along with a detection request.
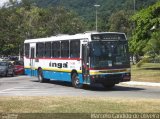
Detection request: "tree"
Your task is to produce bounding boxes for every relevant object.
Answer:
[29,0,158,31]
[0,7,21,55]
[0,1,86,55]
[44,7,86,35]
[143,31,160,57]
[129,1,160,61]
[108,10,133,37]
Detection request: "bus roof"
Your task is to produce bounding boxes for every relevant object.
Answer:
[24,32,126,43]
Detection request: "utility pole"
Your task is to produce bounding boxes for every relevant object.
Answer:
[134,0,136,14]
[94,4,100,31]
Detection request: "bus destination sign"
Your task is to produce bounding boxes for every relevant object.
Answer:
[91,33,126,41]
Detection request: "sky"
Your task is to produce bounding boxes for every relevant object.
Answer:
[0,0,21,7]
[0,0,9,7]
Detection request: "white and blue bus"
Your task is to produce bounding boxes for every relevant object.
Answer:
[24,32,131,88]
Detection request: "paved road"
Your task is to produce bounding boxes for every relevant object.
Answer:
[0,76,160,99]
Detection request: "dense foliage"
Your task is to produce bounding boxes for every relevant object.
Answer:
[29,0,158,30]
[129,1,160,60]
[0,0,86,55]
[0,0,159,61]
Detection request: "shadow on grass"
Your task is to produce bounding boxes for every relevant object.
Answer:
[143,68,160,70]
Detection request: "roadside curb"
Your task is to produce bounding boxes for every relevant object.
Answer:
[121,81,160,87]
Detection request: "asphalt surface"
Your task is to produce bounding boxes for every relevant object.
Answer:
[0,76,160,99]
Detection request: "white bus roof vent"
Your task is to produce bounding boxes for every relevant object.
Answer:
[56,34,69,37]
[84,31,98,34]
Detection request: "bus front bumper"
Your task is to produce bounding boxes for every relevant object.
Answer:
[90,73,131,84]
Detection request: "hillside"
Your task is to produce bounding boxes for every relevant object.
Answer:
[30,0,158,21]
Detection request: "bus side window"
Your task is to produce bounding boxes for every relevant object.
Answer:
[70,40,80,58]
[52,41,60,58]
[36,43,45,58]
[61,41,69,58]
[24,43,30,58]
[45,42,51,58]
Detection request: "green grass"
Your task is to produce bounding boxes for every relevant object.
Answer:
[0,96,160,113]
[131,63,160,83]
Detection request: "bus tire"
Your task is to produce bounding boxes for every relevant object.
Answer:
[71,72,83,88]
[102,83,115,89]
[38,69,45,83]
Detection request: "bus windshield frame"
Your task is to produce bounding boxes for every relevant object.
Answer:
[90,34,130,69]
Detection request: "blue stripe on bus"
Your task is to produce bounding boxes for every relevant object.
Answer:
[25,69,83,83]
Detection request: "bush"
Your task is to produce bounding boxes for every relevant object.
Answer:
[136,57,150,67]
[152,56,160,63]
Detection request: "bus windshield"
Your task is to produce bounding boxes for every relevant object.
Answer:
[90,41,130,69]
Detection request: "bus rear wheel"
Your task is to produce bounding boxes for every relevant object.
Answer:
[71,73,82,88]
[38,69,45,83]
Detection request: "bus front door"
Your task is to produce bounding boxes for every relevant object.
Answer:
[30,47,35,76]
[82,44,89,84]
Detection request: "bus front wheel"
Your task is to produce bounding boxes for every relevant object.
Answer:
[71,73,82,88]
[38,69,45,83]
